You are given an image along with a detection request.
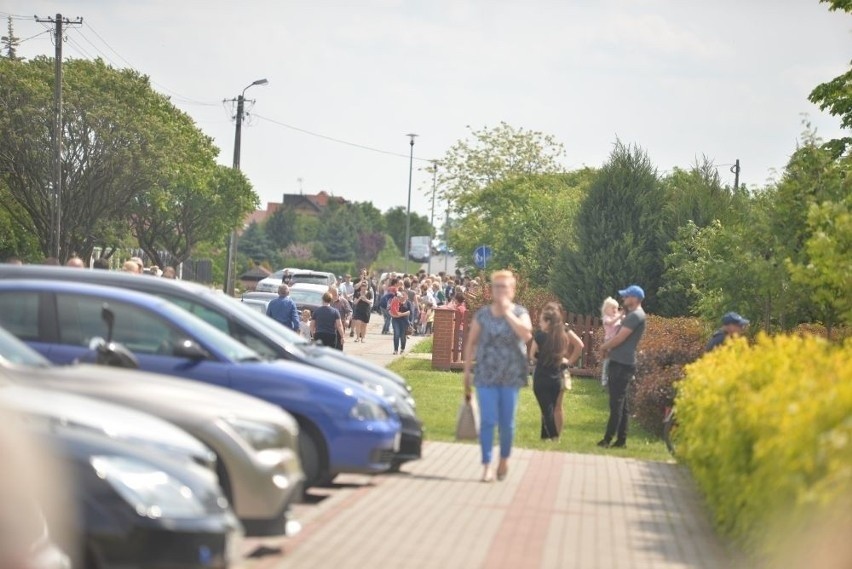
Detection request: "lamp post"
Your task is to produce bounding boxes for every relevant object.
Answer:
[224,78,268,296]
[404,133,418,275]
[427,160,437,276]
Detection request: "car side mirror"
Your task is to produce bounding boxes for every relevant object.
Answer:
[173,339,211,360]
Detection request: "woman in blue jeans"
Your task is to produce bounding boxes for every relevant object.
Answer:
[389,290,412,355]
[463,270,532,482]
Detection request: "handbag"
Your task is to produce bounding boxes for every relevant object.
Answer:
[405,323,415,336]
[454,397,480,440]
[562,368,573,391]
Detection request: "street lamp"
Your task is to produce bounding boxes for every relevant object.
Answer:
[224,78,268,296]
[404,133,418,275]
[427,160,437,276]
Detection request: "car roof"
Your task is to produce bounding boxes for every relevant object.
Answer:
[290,283,329,292]
[0,277,171,307]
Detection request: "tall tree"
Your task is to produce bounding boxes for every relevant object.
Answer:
[382,206,433,253]
[435,122,565,213]
[1,17,20,60]
[552,141,667,314]
[317,202,357,262]
[0,57,217,261]
[808,1,851,154]
[449,171,593,285]
[132,165,257,268]
[265,206,298,250]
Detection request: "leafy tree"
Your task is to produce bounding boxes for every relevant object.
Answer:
[449,171,593,285]
[0,183,40,261]
[552,141,667,314]
[317,202,357,262]
[435,122,565,213]
[356,232,385,270]
[132,165,257,269]
[383,206,433,253]
[238,221,277,265]
[808,1,851,153]
[0,57,219,261]
[292,214,320,243]
[1,17,20,60]
[265,207,298,250]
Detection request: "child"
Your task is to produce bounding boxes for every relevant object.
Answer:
[601,297,623,388]
[299,309,313,341]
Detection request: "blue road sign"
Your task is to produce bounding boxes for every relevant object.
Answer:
[473,245,493,269]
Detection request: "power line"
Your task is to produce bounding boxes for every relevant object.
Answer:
[0,11,32,21]
[18,29,52,44]
[253,113,433,163]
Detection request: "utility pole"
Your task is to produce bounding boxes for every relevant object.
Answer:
[427,161,437,275]
[730,159,740,192]
[404,133,418,275]
[35,13,82,260]
[444,199,450,274]
[223,78,267,296]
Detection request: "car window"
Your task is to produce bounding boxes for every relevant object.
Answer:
[232,322,280,360]
[289,289,324,305]
[0,326,51,367]
[56,294,182,355]
[290,275,332,286]
[161,295,229,333]
[0,292,40,341]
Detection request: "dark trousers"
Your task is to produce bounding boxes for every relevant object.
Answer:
[604,361,634,443]
[391,317,408,352]
[315,331,342,351]
[533,374,561,439]
[381,307,391,333]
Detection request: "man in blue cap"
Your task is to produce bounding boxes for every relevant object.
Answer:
[705,312,749,352]
[598,284,647,449]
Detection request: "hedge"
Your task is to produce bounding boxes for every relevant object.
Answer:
[631,316,706,436]
[676,334,852,555]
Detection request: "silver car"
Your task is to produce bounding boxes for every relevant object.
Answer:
[0,326,304,537]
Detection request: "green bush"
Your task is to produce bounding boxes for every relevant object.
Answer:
[631,316,706,436]
[676,334,852,556]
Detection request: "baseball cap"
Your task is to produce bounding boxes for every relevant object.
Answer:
[721,312,749,326]
[618,285,645,300]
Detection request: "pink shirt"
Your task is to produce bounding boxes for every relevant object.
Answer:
[603,314,622,341]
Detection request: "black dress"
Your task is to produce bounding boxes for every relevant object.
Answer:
[353,289,373,323]
[533,330,563,439]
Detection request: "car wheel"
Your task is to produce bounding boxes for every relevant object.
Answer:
[297,427,328,488]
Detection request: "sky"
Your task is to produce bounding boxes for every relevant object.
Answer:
[4,0,850,227]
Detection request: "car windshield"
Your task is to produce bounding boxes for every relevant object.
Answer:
[290,289,325,305]
[290,275,329,286]
[0,327,51,368]
[225,297,311,350]
[156,300,262,362]
[270,270,285,279]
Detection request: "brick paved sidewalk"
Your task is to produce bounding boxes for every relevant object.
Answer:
[243,441,732,569]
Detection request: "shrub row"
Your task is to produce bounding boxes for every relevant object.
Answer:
[676,334,852,555]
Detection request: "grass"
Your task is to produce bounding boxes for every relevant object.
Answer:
[408,336,433,354]
[389,358,672,462]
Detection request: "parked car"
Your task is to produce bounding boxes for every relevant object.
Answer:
[0,325,303,537]
[244,282,327,315]
[47,428,240,569]
[0,385,242,569]
[255,269,336,293]
[0,279,401,486]
[0,266,423,469]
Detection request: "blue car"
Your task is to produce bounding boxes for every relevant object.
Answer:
[0,280,400,486]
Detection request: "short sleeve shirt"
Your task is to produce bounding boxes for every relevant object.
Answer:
[473,304,530,388]
[312,305,341,335]
[609,307,646,366]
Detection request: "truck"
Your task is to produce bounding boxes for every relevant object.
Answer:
[408,235,431,262]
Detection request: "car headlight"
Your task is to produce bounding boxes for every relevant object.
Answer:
[91,456,208,519]
[225,418,282,451]
[350,399,389,421]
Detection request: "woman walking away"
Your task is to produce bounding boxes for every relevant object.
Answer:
[529,303,584,441]
[352,281,373,342]
[389,290,412,355]
[463,270,532,482]
[311,292,345,350]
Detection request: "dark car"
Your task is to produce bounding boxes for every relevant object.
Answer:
[0,279,400,486]
[0,265,423,469]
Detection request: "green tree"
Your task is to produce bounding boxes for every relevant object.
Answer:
[132,165,258,268]
[265,207,298,250]
[1,17,20,60]
[0,57,217,261]
[808,1,851,153]
[0,183,40,261]
[449,171,593,285]
[317,202,357,262]
[292,213,320,243]
[552,141,667,314]
[383,206,433,253]
[435,122,565,213]
[238,221,277,265]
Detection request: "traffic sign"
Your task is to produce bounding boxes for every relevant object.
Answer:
[473,245,492,269]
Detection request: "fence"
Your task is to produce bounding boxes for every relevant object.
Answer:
[432,307,602,377]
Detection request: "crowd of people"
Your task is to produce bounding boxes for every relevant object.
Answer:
[3,254,178,277]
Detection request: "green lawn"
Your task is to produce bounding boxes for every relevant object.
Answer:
[389,358,672,462]
[408,336,433,354]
